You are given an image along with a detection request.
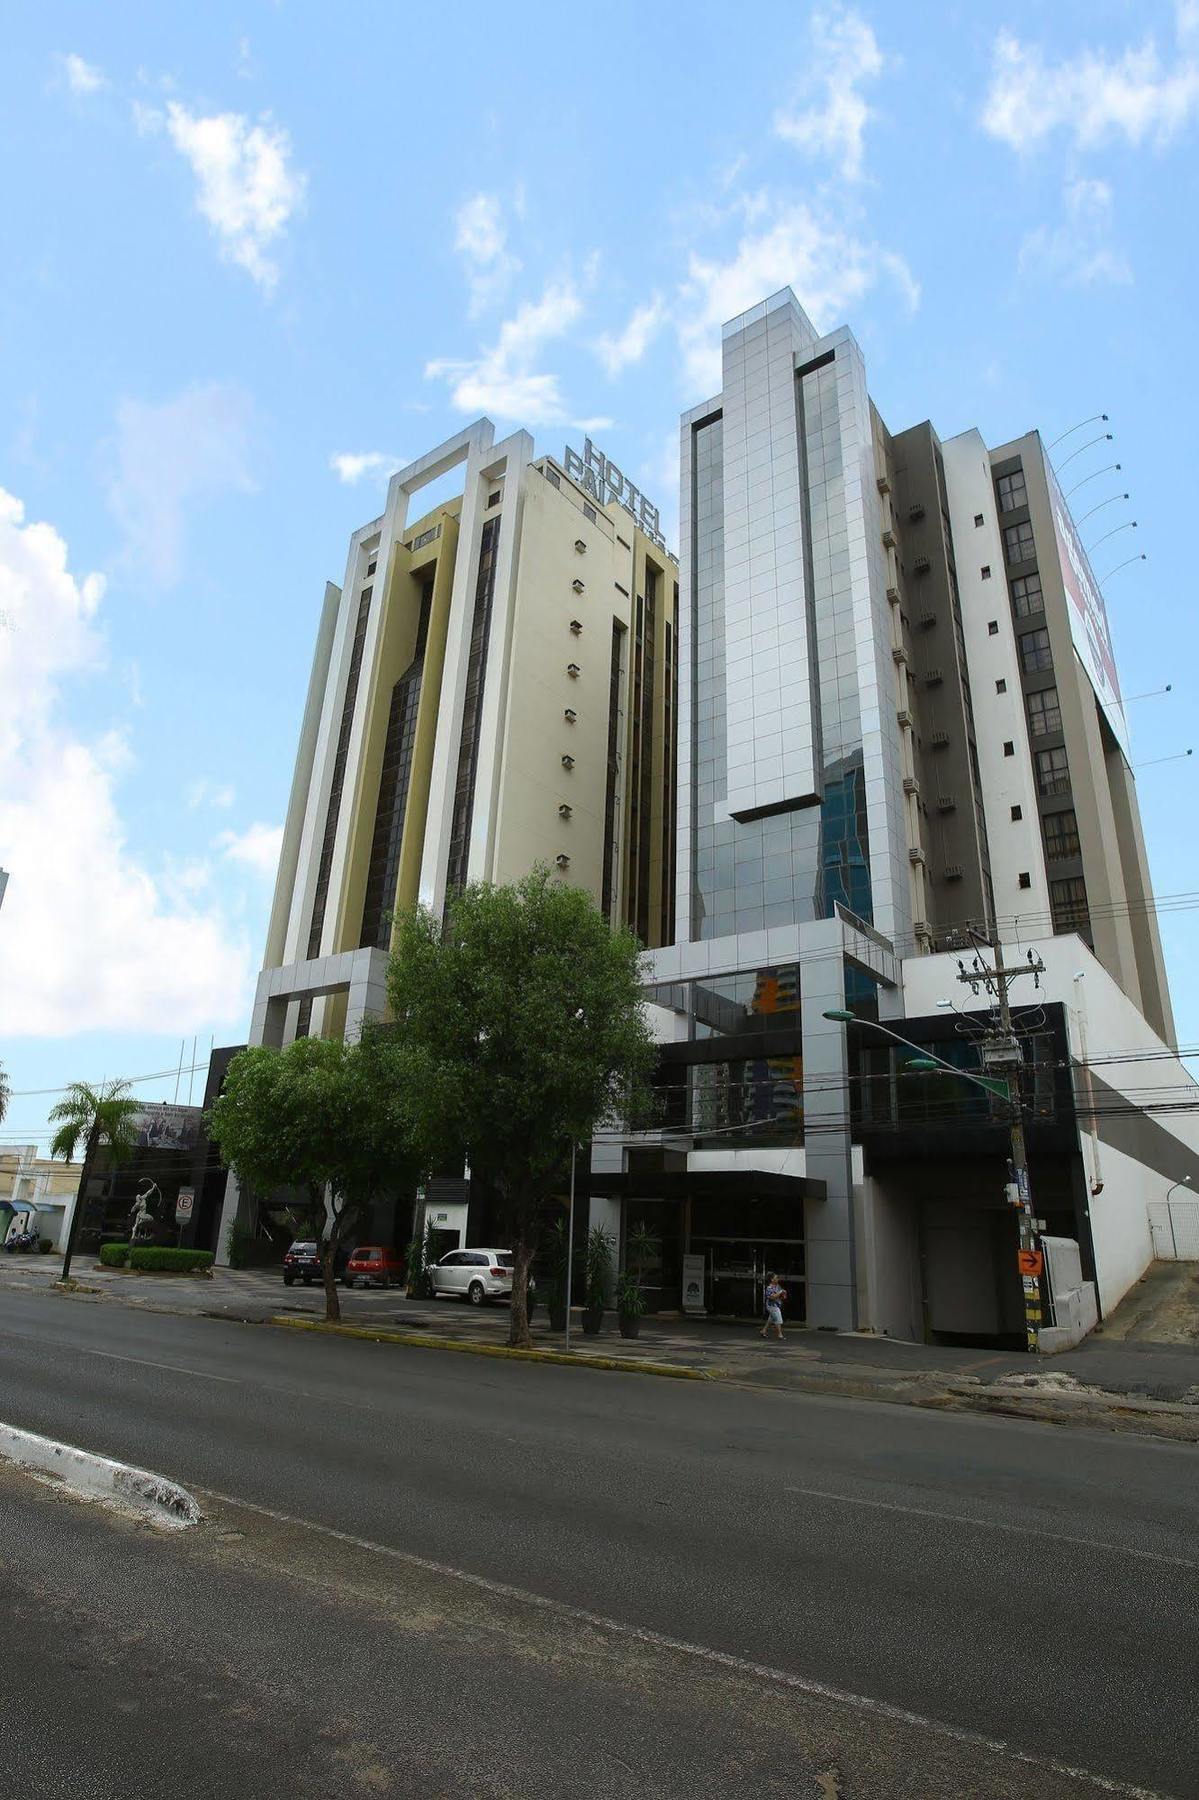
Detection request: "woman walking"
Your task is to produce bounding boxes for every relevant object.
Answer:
[759,1272,786,1341]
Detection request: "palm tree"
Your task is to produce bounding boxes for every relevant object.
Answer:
[0,1061,9,1125]
[49,1080,141,1281]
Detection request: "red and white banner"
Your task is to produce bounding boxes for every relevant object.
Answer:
[1041,446,1130,760]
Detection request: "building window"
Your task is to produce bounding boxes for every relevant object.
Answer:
[306,584,373,960]
[367,559,377,577]
[974,513,984,527]
[1043,808,1081,860]
[1011,572,1044,618]
[445,519,500,897]
[1050,875,1091,939]
[1003,740,1015,757]
[1018,872,1031,889]
[1019,627,1053,673]
[988,620,999,635]
[487,489,501,508]
[1004,519,1037,565]
[1035,746,1071,796]
[996,678,1007,693]
[583,502,597,523]
[601,620,626,923]
[981,565,992,580]
[1011,804,1022,820]
[997,469,1028,512]
[359,583,433,950]
[1026,685,1062,735]
[545,467,561,488]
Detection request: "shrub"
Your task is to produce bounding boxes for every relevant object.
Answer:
[128,1247,214,1273]
[99,1242,130,1268]
[224,1219,254,1269]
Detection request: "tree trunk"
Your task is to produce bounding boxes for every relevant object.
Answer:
[60,1121,98,1283]
[321,1241,342,1323]
[508,1237,536,1349]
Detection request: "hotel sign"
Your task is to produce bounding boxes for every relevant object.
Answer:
[563,438,674,557]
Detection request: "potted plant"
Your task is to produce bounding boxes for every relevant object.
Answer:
[581,1224,613,1335]
[617,1222,657,1339]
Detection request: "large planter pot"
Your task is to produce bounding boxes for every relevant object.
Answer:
[581,1305,604,1336]
[618,1312,640,1340]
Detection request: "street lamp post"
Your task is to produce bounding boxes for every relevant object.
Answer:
[564,1140,577,1352]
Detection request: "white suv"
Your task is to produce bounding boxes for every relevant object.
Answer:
[429,1248,530,1307]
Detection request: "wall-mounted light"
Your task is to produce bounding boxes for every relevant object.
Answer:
[555,853,571,868]
[558,803,572,819]
[561,753,575,770]
[566,662,580,678]
[570,619,583,634]
[564,708,577,723]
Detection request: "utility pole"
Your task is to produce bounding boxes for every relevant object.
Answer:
[958,934,1046,1353]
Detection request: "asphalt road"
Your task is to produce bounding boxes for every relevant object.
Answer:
[1,1289,1196,1799]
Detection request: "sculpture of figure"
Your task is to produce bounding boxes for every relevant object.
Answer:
[128,1179,162,1243]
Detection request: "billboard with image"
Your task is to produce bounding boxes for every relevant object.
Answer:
[1039,444,1130,760]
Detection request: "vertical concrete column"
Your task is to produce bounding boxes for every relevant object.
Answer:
[800,918,857,1329]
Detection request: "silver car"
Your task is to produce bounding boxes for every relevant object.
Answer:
[429,1248,530,1307]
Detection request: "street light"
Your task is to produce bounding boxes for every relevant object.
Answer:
[820,1011,1011,1100]
[563,1007,586,1353]
[1065,462,1121,499]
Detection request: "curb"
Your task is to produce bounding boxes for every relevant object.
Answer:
[270,1316,710,1382]
[0,1421,202,1526]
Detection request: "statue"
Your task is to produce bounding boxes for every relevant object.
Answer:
[128,1179,162,1244]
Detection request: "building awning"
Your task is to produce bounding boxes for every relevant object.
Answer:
[588,1169,826,1205]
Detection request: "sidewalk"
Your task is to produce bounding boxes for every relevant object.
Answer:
[4,1258,1197,1440]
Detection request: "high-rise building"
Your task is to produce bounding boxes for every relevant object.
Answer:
[590,287,1197,1345]
[219,419,677,1253]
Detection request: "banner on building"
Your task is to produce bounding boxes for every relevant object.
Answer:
[1040,446,1131,760]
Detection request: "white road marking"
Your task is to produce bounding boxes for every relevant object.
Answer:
[200,1486,1171,1800]
[0,1328,243,1386]
[784,1484,1199,1571]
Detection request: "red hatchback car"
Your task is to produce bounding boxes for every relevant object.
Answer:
[344,1244,405,1290]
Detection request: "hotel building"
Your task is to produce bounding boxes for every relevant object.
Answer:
[219,420,677,1253]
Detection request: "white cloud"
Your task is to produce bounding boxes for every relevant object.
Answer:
[676,202,919,394]
[105,381,255,587]
[216,821,283,878]
[982,27,1199,151]
[774,6,884,181]
[595,297,667,377]
[330,451,401,485]
[187,778,236,810]
[140,101,306,290]
[426,278,584,424]
[0,489,251,1037]
[454,192,521,315]
[1018,179,1132,286]
[62,53,106,95]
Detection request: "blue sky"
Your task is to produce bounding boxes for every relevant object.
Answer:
[2,1,1197,1149]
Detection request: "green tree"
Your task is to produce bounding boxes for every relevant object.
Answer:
[49,1080,141,1282]
[208,1024,422,1322]
[387,866,656,1349]
[0,1060,9,1125]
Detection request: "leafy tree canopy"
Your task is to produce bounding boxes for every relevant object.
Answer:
[208,1024,424,1321]
[387,866,656,1345]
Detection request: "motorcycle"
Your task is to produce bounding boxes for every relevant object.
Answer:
[3,1229,41,1254]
